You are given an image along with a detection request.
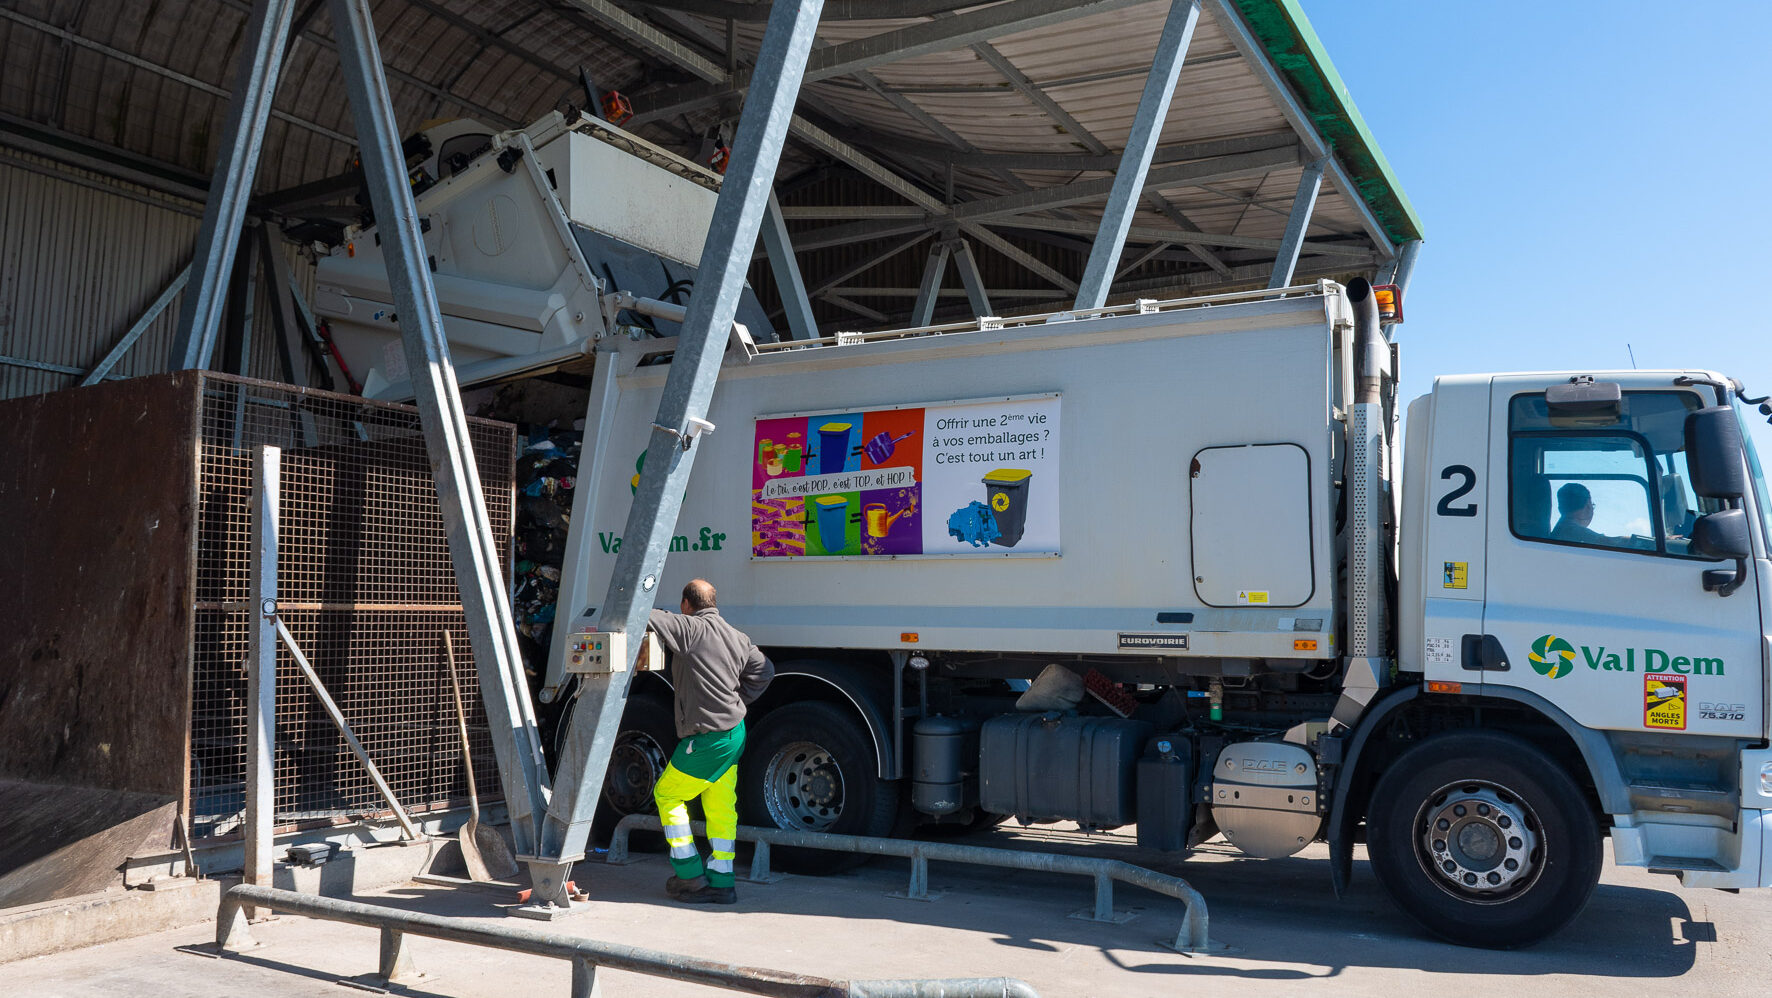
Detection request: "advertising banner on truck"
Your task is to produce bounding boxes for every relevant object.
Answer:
[751,394,1060,558]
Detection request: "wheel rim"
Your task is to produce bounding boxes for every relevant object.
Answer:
[1414,780,1543,902]
[761,740,846,831]
[602,730,668,815]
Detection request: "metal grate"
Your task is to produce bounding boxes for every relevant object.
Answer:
[188,374,514,839]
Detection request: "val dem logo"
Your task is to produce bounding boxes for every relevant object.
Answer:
[1529,634,1577,679]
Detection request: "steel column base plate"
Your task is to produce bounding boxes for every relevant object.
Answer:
[510,899,592,921]
[887,889,943,902]
[1158,937,1237,955]
[339,971,430,993]
[1069,907,1139,924]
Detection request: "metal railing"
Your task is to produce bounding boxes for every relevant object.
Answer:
[215,884,1040,998]
[608,815,1214,953]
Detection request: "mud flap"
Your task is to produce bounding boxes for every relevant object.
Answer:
[1327,794,1358,898]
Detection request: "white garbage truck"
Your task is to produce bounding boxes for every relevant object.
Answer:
[316,113,1772,948]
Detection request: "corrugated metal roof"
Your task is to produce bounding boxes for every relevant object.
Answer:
[0,0,1420,352]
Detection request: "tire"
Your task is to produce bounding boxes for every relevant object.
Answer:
[1365,731,1601,949]
[739,701,901,874]
[590,694,678,848]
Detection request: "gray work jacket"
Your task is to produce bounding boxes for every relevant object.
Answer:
[647,607,774,738]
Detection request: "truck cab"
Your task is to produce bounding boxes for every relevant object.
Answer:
[1382,370,1772,936]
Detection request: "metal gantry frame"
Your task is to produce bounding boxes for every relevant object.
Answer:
[154,0,1413,919]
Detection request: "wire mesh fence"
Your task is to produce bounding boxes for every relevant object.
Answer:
[188,374,513,840]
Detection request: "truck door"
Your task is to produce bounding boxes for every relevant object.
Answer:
[1479,377,1764,736]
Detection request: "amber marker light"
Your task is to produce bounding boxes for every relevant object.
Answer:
[900,632,919,643]
[1373,284,1403,323]
[1426,680,1462,694]
[1293,639,1318,651]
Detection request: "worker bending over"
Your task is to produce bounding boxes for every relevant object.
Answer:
[647,578,774,905]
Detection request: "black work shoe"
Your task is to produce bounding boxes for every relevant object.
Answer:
[675,884,737,905]
[665,874,707,899]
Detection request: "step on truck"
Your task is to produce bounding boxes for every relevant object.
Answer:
[318,113,1772,948]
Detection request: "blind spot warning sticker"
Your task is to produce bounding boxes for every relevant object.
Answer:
[1645,674,1687,730]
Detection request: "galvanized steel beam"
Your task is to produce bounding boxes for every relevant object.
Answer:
[325,0,553,865]
[760,192,818,340]
[81,265,191,385]
[532,0,824,907]
[629,0,1152,125]
[1268,157,1325,289]
[823,294,889,324]
[989,215,1373,258]
[845,129,1300,174]
[804,232,934,302]
[259,224,309,385]
[216,884,1044,997]
[169,0,298,371]
[246,446,279,919]
[962,225,1076,294]
[951,240,993,317]
[1205,0,1395,260]
[910,242,951,327]
[1074,0,1202,311]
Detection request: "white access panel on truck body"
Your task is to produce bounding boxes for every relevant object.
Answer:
[579,288,1353,662]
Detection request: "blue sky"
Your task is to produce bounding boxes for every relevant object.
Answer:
[1301,1,1772,456]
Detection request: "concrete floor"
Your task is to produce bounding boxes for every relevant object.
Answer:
[7,824,1770,998]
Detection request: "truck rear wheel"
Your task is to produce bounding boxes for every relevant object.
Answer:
[740,701,899,874]
[1366,732,1600,948]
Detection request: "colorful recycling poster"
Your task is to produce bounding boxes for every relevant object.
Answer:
[751,394,1060,558]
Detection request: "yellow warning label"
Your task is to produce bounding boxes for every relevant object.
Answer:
[1237,590,1270,605]
[1442,561,1468,589]
[990,491,1010,512]
[1644,675,1687,730]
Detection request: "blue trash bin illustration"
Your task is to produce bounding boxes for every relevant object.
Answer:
[817,422,853,474]
[813,495,853,553]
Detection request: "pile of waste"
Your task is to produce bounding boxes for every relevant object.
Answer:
[511,429,581,693]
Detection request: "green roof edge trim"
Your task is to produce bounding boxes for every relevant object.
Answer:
[1230,0,1425,246]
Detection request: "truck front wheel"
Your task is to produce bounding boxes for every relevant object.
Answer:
[1365,732,1601,948]
[740,701,900,873]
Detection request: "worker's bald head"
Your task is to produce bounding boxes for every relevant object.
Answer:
[682,578,716,611]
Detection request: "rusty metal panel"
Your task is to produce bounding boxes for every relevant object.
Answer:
[0,370,516,860]
[0,780,179,908]
[0,372,202,802]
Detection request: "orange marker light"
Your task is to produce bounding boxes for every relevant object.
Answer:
[1426,680,1462,694]
[900,632,919,643]
[1372,283,1403,323]
[1293,639,1318,651]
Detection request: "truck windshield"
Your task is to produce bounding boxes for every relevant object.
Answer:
[1737,399,1772,544]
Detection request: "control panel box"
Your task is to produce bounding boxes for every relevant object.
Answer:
[565,628,662,674]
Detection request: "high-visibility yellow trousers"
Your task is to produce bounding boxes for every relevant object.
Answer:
[654,721,745,888]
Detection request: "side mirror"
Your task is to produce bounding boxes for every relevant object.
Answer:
[1691,508,1751,561]
[1691,508,1751,597]
[1685,407,1747,498]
